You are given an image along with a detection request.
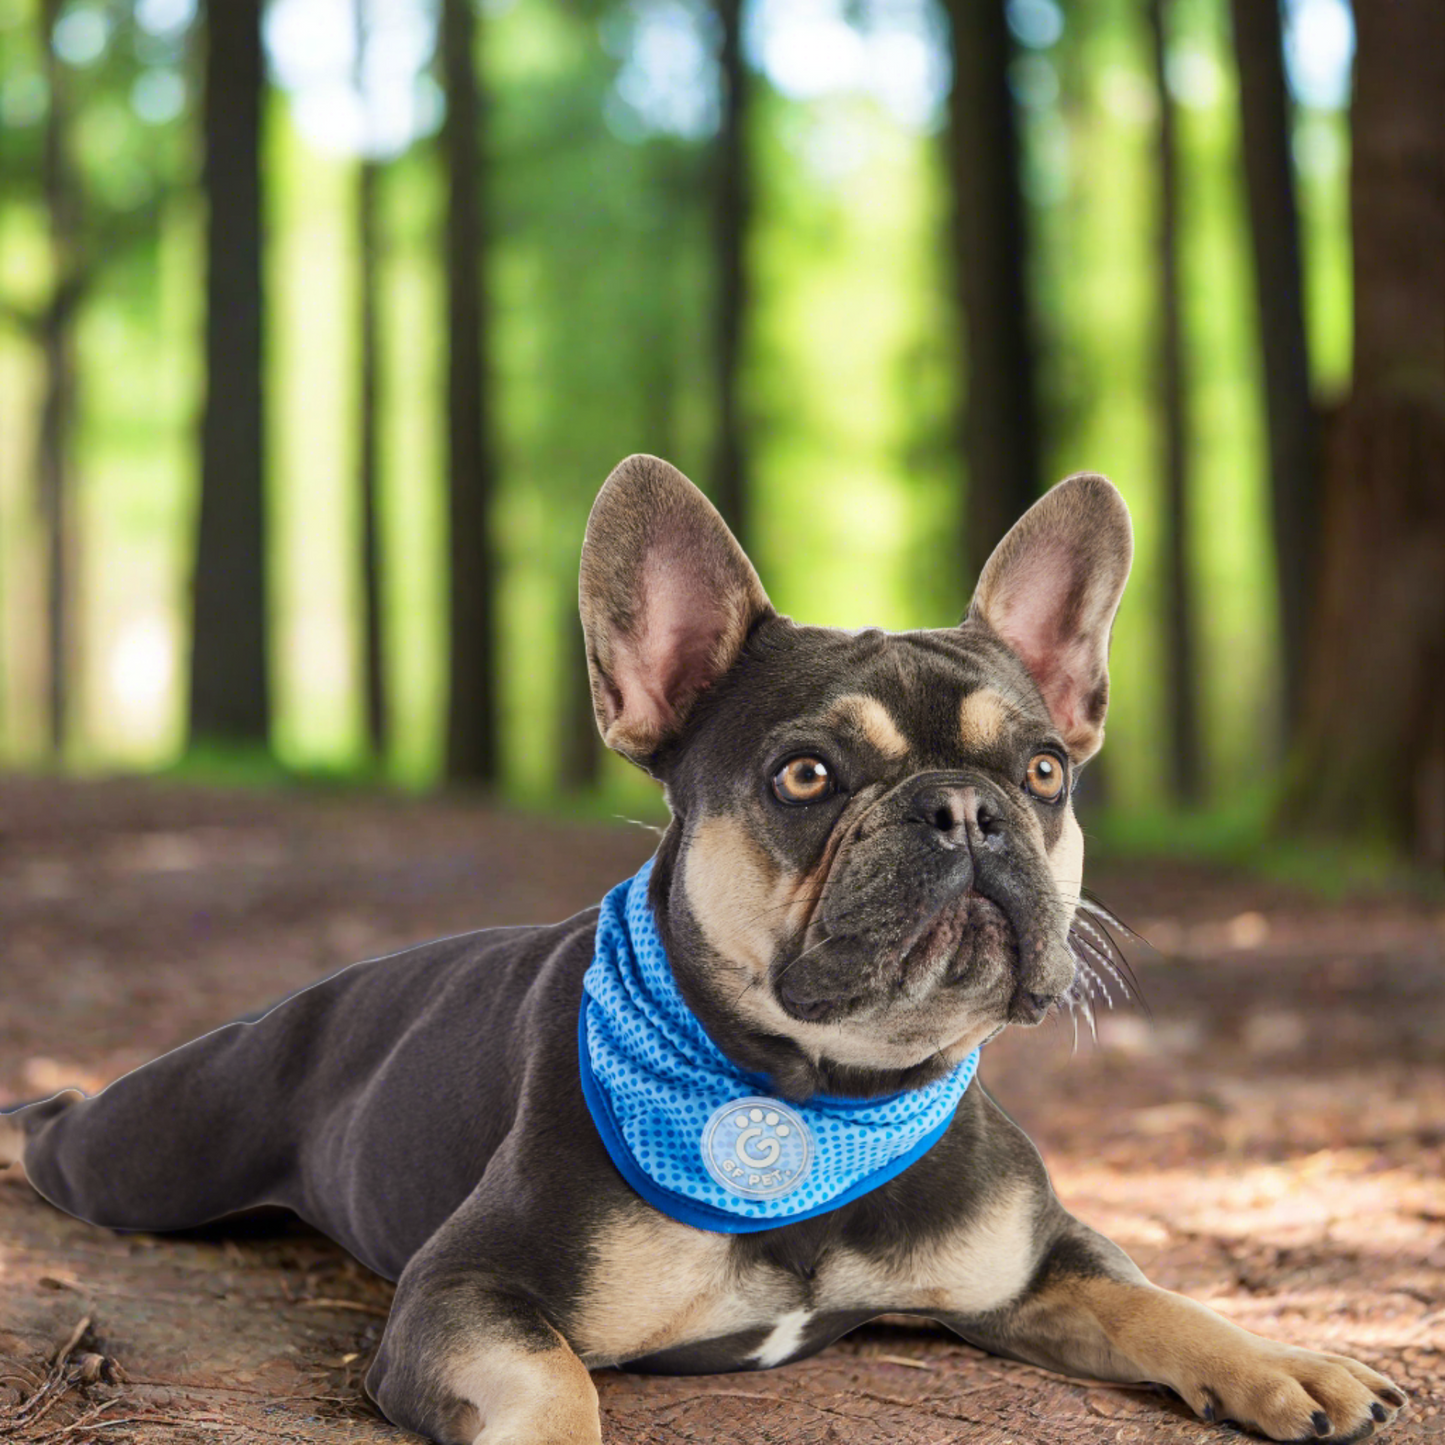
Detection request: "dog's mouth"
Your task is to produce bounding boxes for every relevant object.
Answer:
[775,888,1023,1025]
[925,889,1015,981]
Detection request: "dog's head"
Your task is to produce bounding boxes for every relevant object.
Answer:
[580,455,1132,1100]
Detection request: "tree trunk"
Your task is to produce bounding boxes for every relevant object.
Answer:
[354,0,387,763]
[38,0,77,760]
[1229,0,1316,735]
[1283,1,1445,865]
[710,0,749,547]
[189,0,270,747]
[441,0,498,784]
[942,0,1041,583]
[1146,0,1203,805]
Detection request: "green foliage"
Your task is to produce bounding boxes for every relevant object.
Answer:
[1085,791,1445,899]
[0,0,1359,871]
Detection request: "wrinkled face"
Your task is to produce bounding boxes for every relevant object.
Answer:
[654,621,1085,1098]
[579,455,1133,1101]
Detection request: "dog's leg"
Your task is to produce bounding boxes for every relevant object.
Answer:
[366,1242,600,1445]
[5,1020,297,1232]
[954,1221,1406,1443]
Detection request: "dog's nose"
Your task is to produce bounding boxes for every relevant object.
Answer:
[910,784,1004,849]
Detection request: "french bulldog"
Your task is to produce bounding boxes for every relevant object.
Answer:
[1,456,1405,1444]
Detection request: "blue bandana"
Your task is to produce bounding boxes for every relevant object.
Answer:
[578,858,980,1233]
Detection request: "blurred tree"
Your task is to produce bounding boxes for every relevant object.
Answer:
[711,0,750,547]
[1,0,191,762]
[37,0,79,758]
[1284,0,1445,864]
[190,0,271,750]
[479,0,715,793]
[1229,0,1315,735]
[441,0,499,784]
[354,0,388,763]
[1146,0,1201,804]
[942,0,1040,582]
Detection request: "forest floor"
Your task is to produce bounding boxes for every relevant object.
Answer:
[0,776,1442,1445]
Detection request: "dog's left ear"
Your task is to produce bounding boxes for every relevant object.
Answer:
[580,454,774,769]
[967,473,1133,763]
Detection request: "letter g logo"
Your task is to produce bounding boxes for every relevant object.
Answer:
[701,1097,813,1200]
[736,1128,781,1168]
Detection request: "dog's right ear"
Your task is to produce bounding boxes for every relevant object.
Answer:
[580,454,774,768]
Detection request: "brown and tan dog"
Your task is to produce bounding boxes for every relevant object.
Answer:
[3,457,1406,1443]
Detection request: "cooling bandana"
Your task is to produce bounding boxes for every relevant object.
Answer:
[578,857,981,1233]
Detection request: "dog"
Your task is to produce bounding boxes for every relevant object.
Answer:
[2,455,1406,1444]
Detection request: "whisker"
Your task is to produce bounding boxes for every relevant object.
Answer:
[772,931,835,983]
[1077,910,1149,1015]
[1069,911,1115,952]
[1070,948,1114,1008]
[1071,934,1133,1003]
[1079,890,1151,948]
[613,815,666,838]
[731,894,830,932]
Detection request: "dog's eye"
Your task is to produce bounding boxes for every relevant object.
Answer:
[1024,753,1067,803]
[772,757,834,805]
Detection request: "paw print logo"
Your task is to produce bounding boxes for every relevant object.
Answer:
[702,1097,813,1200]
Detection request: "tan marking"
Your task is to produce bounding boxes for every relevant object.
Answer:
[1049,808,1085,908]
[576,1187,1042,1369]
[958,688,1013,750]
[572,1212,787,1366]
[1026,1276,1404,1438]
[826,694,909,759]
[444,1324,600,1443]
[820,1183,1039,1316]
[684,815,796,978]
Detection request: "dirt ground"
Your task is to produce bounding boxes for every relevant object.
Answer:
[1,776,1441,1444]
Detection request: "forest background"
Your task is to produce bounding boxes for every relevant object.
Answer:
[0,0,1440,871]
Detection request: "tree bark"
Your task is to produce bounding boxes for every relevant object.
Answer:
[1146,0,1203,805]
[1282,1,1445,865]
[354,0,387,763]
[1229,0,1316,735]
[710,0,749,547]
[189,0,270,747]
[441,0,498,784]
[942,0,1041,583]
[38,0,77,760]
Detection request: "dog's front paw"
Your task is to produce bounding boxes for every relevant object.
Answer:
[1181,1344,1405,1442]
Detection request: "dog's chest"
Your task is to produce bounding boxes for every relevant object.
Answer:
[571,1189,1037,1371]
[572,1215,875,1371]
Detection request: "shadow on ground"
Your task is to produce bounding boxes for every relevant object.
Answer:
[1,778,1441,1443]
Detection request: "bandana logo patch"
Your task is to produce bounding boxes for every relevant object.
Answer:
[702,1097,813,1200]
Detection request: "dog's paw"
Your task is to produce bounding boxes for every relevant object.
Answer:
[1180,1344,1405,1442]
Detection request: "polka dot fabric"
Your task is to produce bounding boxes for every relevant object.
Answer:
[579,857,981,1234]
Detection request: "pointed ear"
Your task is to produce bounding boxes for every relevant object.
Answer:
[966,473,1133,763]
[579,454,774,767]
